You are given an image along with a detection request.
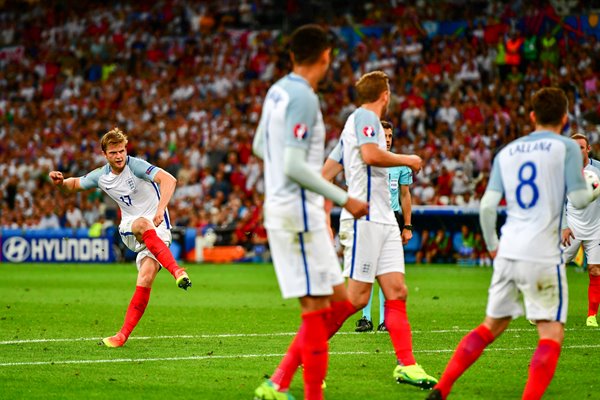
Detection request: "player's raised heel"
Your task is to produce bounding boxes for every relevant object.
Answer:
[586,315,598,327]
[99,332,127,348]
[254,379,295,400]
[394,364,438,389]
[175,270,192,291]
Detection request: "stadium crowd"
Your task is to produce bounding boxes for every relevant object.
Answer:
[1,0,599,253]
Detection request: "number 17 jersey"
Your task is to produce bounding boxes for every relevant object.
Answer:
[487,131,585,264]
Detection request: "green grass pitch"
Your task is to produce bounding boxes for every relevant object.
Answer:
[0,263,598,399]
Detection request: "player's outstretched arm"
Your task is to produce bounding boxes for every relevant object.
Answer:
[284,146,368,218]
[360,143,423,173]
[49,171,83,194]
[153,169,177,227]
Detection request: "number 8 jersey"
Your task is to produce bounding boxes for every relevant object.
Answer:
[488,131,585,263]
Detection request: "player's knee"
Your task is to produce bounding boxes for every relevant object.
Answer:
[399,284,408,300]
[350,292,371,310]
[132,218,155,238]
[386,284,408,301]
[137,264,159,286]
[589,265,600,276]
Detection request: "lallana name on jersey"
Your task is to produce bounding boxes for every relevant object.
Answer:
[508,141,552,156]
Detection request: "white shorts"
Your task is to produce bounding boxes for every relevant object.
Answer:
[119,218,172,270]
[338,219,405,283]
[267,228,344,299]
[562,238,600,264]
[486,257,568,323]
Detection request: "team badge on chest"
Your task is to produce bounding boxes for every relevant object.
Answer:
[127,178,135,191]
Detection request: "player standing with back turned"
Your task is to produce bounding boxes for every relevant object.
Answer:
[252,24,368,400]
[427,87,600,400]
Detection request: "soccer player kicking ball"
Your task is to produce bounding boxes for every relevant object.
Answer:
[252,25,368,400]
[49,128,191,348]
[426,87,600,400]
[322,71,435,390]
[561,133,600,328]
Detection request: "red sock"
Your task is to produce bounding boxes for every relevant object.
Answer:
[141,230,182,278]
[588,274,600,316]
[271,333,302,391]
[522,339,561,400]
[325,300,357,337]
[119,286,151,338]
[272,301,356,391]
[384,299,416,366]
[435,324,495,399]
[301,308,329,400]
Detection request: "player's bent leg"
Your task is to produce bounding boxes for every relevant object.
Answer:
[132,218,189,288]
[327,283,357,336]
[346,279,374,310]
[432,317,506,398]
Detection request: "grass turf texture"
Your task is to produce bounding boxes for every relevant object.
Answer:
[0,263,598,399]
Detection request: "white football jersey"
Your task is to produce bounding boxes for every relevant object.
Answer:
[335,107,396,225]
[564,158,600,239]
[258,73,327,232]
[488,131,585,263]
[79,156,171,231]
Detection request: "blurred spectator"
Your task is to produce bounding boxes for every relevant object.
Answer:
[65,200,85,228]
[416,229,453,264]
[0,0,597,265]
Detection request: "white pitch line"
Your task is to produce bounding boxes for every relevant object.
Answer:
[0,326,588,346]
[2,344,600,367]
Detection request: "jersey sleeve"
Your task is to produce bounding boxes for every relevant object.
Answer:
[327,140,343,164]
[565,140,586,193]
[79,167,104,190]
[284,87,317,150]
[487,156,504,193]
[354,110,381,146]
[128,156,161,181]
[399,167,413,185]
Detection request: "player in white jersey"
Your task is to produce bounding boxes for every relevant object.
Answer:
[427,88,599,400]
[561,133,600,327]
[353,120,414,333]
[322,71,437,390]
[252,25,368,400]
[49,128,190,348]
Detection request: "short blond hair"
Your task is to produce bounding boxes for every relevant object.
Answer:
[356,71,389,104]
[101,128,128,153]
[571,132,589,146]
